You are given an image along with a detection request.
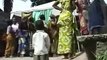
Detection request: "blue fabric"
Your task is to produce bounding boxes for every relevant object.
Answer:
[18,30,29,53]
[88,0,104,31]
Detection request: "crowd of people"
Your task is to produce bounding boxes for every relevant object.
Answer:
[0,0,107,60]
[0,0,77,60]
[0,14,60,58]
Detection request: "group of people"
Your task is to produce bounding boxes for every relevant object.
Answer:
[5,17,30,57]
[0,0,82,59]
[32,13,74,60]
[33,0,107,60]
[0,0,106,60]
[1,13,59,58]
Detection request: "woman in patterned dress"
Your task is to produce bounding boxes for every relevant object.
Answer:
[53,0,75,58]
[75,0,89,35]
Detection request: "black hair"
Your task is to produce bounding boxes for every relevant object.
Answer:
[35,20,44,30]
[39,14,45,20]
[7,20,13,26]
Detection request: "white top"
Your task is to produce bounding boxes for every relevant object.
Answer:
[11,23,19,32]
[32,30,50,55]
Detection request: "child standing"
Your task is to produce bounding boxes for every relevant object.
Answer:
[32,20,50,60]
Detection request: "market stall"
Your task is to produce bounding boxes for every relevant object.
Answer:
[11,1,60,23]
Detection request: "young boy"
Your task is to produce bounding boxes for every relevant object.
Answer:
[32,20,50,60]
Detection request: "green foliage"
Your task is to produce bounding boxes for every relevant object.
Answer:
[96,50,107,60]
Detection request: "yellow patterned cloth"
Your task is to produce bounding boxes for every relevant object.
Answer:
[57,0,74,54]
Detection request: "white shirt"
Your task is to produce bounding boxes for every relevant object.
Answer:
[11,23,19,32]
[32,30,50,55]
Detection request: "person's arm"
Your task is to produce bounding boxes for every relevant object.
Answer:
[45,34,50,51]
[6,26,11,34]
[53,1,62,11]
[74,0,79,13]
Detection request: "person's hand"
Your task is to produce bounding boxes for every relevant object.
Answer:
[53,1,62,11]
